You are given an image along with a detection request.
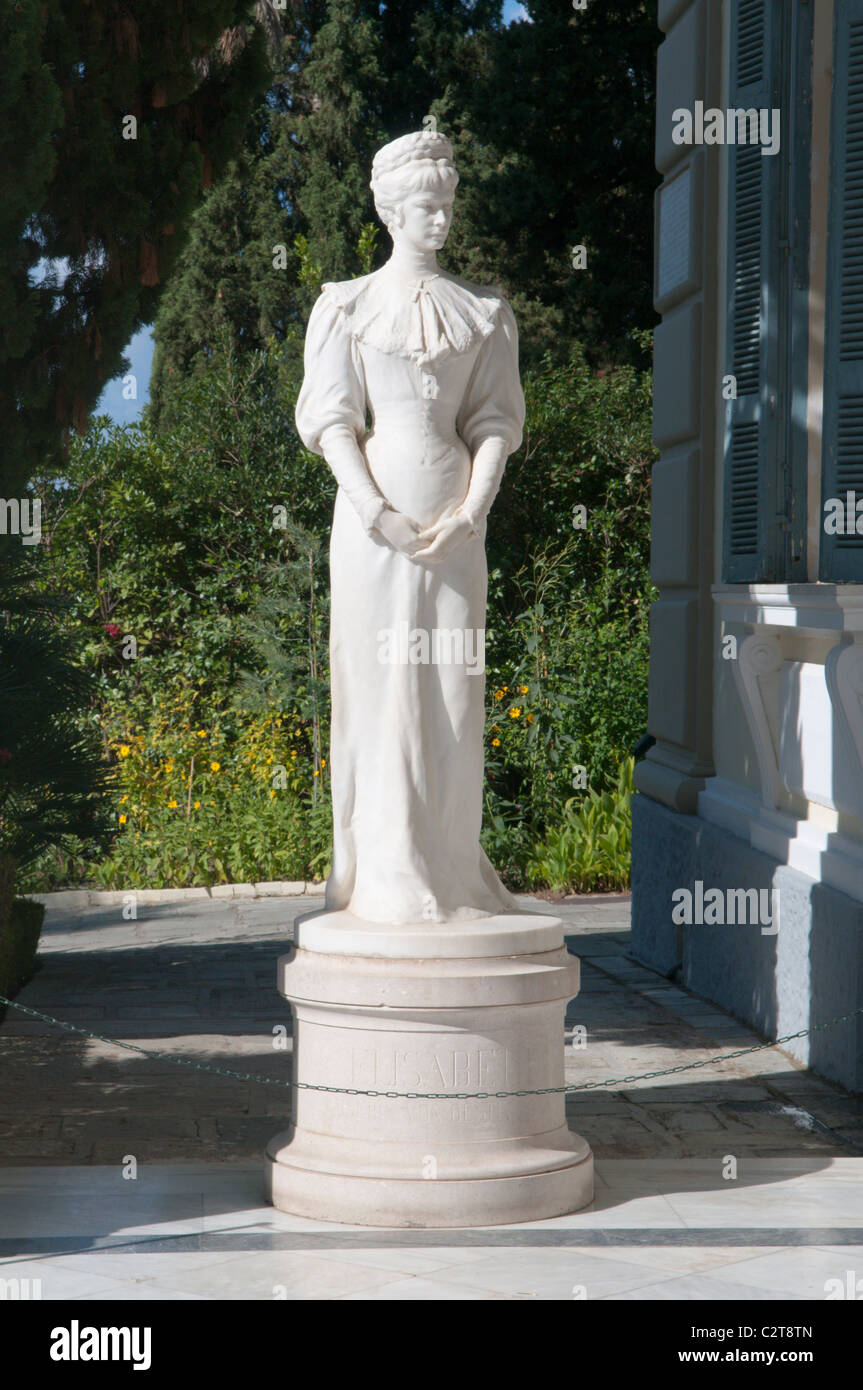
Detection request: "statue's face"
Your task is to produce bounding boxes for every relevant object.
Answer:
[392,188,454,253]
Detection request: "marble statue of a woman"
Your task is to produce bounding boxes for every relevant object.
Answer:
[273,174,593,1220]
[295,130,525,926]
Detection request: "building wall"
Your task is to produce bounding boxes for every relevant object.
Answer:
[636,0,722,817]
[700,0,863,898]
[632,0,863,1092]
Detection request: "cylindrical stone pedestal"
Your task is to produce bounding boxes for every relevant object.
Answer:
[265,910,593,1227]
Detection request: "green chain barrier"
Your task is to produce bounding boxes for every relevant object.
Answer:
[1,994,861,1100]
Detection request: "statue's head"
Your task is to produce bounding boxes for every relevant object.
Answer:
[370,131,458,254]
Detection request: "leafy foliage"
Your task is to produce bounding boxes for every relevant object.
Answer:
[21,332,654,893]
[0,897,46,1020]
[0,551,109,877]
[83,689,332,889]
[525,757,634,893]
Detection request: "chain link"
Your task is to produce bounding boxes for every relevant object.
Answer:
[2,994,861,1099]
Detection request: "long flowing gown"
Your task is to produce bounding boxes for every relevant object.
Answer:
[295,263,525,925]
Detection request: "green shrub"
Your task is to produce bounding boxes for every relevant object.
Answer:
[0,897,46,1022]
[525,757,633,893]
[21,340,653,895]
[92,688,330,889]
[0,548,110,891]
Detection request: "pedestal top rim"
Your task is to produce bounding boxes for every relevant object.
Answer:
[293,909,567,959]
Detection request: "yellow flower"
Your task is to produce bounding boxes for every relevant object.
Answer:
[210,761,221,772]
[168,799,179,809]
[118,814,127,824]
[120,795,128,805]
[313,769,320,777]
[165,761,174,774]
[509,707,522,719]
[519,685,528,694]
[527,712,534,724]
[119,745,131,758]
[193,800,201,810]
[269,789,276,799]
[493,689,505,701]
[491,738,500,747]
[321,760,326,769]
[196,730,207,738]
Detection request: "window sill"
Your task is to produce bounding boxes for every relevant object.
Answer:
[712,584,863,633]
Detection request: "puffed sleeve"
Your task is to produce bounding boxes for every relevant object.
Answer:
[295,289,387,531]
[295,289,367,452]
[455,298,525,534]
[456,297,525,456]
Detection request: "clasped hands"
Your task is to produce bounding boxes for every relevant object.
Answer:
[374,505,475,562]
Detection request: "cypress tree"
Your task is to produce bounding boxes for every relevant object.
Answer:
[149,0,506,418]
[436,0,658,368]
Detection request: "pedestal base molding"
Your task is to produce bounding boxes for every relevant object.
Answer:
[265,910,594,1228]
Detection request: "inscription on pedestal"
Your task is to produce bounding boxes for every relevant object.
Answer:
[346,1039,557,1096]
[335,1097,499,1126]
[351,1046,512,1091]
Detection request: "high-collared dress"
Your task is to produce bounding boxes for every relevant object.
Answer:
[296,264,525,925]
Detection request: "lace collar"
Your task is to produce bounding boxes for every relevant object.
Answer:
[321,265,503,366]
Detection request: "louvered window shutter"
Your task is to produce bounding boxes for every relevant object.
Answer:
[722,0,785,582]
[820,0,863,581]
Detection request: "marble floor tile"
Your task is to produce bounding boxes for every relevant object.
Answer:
[75,1283,210,1300]
[0,1258,131,1300]
[700,1245,863,1298]
[305,1245,488,1276]
[339,1276,512,1300]
[607,1272,803,1300]
[0,1193,206,1240]
[559,1243,785,1275]
[26,1249,256,1282]
[126,1250,399,1300]
[406,1248,682,1300]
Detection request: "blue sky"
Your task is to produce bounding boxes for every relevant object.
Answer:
[95,327,155,424]
[96,0,530,424]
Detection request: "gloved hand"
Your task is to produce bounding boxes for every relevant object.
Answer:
[374,506,424,556]
[412,511,475,563]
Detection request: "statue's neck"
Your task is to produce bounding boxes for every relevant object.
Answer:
[385,246,439,281]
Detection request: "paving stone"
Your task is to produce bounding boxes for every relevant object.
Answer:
[649,1108,729,1132]
[0,892,858,1165]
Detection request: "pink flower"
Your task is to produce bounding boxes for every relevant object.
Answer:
[104,623,121,639]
